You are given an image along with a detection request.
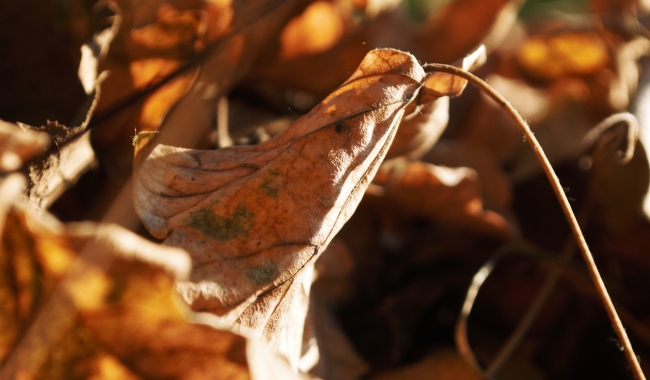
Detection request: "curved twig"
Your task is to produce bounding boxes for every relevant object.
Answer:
[583,112,639,164]
[455,254,499,379]
[456,242,650,378]
[424,63,646,380]
[483,112,635,376]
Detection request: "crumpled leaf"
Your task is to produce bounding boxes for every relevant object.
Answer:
[134,48,435,365]
[0,193,304,379]
[0,120,50,173]
[104,0,312,177]
[371,160,514,239]
[151,0,311,151]
[0,8,102,208]
[386,45,486,160]
[91,1,205,174]
[424,140,515,225]
[246,0,518,112]
[27,95,100,209]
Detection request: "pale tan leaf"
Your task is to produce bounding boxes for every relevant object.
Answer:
[0,203,305,379]
[134,48,428,366]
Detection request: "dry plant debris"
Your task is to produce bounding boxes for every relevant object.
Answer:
[3,0,650,379]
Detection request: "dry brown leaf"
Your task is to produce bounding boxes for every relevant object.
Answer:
[133,48,435,366]
[368,348,481,380]
[27,91,101,209]
[589,130,649,233]
[246,0,514,110]
[91,1,204,174]
[384,98,451,160]
[516,31,610,82]
[86,0,307,226]
[140,0,314,158]
[0,196,304,379]
[279,1,347,59]
[372,160,513,239]
[424,140,514,219]
[386,45,486,160]
[415,0,522,64]
[0,120,50,173]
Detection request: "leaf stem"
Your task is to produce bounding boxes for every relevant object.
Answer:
[423,63,646,380]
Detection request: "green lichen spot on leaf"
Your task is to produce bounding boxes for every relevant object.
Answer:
[260,169,281,198]
[185,204,253,240]
[247,263,277,286]
[260,178,279,199]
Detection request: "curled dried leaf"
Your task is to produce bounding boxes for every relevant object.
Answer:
[387,45,486,160]
[91,3,203,174]
[0,203,303,379]
[134,48,427,364]
[422,45,486,99]
[373,160,513,239]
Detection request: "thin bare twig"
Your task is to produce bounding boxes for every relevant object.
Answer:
[485,242,571,376]
[485,112,639,376]
[424,63,646,380]
[455,255,498,379]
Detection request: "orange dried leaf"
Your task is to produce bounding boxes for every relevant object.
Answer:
[387,46,486,159]
[423,45,486,99]
[385,98,450,160]
[141,0,312,155]
[91,3,204,175]
[416,0,521,65]
[280,1,346,59]
[374,160,513,239]
[134,49,428,365]
[516,32,610,81]
[0,201,302,379]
